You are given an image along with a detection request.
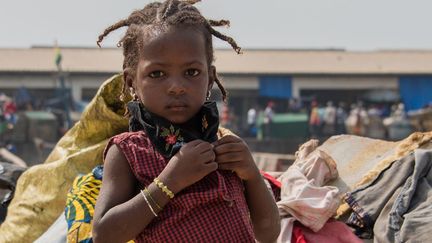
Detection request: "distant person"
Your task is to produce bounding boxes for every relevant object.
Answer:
[247,106,257,137]
[365,105,386,139]
[309,101,321,138]
[2,99,17,126]
[92,1,280,243]
[288,98,302,113]
[335,102,347,135]
[220,104,231,128]
[345,102,369,136]
[322,101,336,136]
[263,101,275,139]
[383,102,412,140]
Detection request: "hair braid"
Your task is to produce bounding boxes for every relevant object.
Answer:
[97,19,129,47]
[207,26,242,54]
[208,19,230,27]
[161,0,178,20]
[214,76,228,102]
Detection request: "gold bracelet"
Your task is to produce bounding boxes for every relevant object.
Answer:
[140,189,158,217]
[154,178,174,199]
[144,187,162,211]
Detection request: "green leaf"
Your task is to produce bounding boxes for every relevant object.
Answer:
[161,127,170,136]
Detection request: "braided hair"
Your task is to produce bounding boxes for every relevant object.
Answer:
[97,0,241,102]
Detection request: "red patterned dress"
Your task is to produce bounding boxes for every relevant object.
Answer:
[104,130,255,242]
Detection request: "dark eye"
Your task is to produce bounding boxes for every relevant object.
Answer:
[149,71,165,78]
[185,69,200,77]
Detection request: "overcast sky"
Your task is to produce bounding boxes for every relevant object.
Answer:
[1,0,432,50]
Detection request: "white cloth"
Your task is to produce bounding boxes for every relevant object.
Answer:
[278,217,296,243]
[276,140,340,242]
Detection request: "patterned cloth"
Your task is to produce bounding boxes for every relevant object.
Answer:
[65,166,134,243]
[105,130,255,242]
[65,166,103,243]
[127,100,219,158]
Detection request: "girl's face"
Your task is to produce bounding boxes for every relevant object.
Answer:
[130,26,214,124]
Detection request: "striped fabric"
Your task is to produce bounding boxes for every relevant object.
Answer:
[65,166,102,243]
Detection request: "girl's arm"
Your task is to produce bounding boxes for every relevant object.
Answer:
[92,145,172,243]
[93,140,218,243]
[213,135,281,243]
[243,170,281,243]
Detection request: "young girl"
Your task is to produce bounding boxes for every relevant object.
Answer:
[92,1,280,242]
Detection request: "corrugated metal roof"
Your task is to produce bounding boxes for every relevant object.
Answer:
[2,47,432,74]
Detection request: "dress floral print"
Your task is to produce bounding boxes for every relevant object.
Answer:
[160,125,184,151]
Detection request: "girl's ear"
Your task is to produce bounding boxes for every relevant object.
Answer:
[208,65,216,91]
[123,68,134,89]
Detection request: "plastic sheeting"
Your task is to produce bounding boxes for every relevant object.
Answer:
[259,76,292,99]
[0,74,130,243]
[399,76,432,111]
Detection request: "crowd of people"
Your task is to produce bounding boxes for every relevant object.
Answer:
[308,100,425,141]
[240,97,431,141]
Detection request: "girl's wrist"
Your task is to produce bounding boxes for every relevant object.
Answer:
[243,167,261,182]
[157,174,183,195]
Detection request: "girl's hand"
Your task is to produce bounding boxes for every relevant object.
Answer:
[213,135,259,181]
[159,139,217,194]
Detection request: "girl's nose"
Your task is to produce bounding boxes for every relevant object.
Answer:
[167,78,186,96]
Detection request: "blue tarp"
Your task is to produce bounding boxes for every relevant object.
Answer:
[259,76,292,98]
[399,76,432,111]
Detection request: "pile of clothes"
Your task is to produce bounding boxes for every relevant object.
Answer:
[266,132,432,242]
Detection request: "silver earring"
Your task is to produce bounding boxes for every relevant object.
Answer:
[129,87,139,101]
[206,91,211,101]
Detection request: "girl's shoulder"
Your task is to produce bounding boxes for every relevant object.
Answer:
[103,131,152,160]
[109,130,149,144]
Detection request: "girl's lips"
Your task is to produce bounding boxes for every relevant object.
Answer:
[167,102,188,111]
[168,106,187,112]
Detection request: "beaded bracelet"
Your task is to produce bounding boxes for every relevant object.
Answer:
[140,189,158,217]
[154,178,174,199]
[144,187,162,211]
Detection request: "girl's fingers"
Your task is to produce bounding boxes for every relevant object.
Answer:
[199,150,216,163]
[213,142,244,155]
[185,139,204,148]
[215,152,243,163]
[203,161,218,172]
[194,141,213,153]
[217,162,237,171]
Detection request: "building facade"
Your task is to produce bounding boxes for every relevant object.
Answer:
[1,47,432,124]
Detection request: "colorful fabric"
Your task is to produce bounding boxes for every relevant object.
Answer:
[261,171,281,201]
[65,166,103,243]
[104,129,255,242]
[296,220,362,243]
[291,225,307,243]
[127,100,219,158]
